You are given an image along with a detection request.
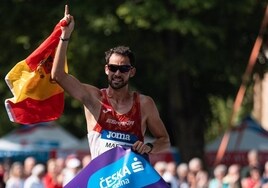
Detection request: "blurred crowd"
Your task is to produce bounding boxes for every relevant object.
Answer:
[154,149,268,188]
[0,154,92,188]
[0,149,267,188]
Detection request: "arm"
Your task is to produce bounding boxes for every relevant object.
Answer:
[51,5,97,104]
[144,96,170,153]
[132,95,170,154]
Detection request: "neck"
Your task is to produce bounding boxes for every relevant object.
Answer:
[106,87,131,101]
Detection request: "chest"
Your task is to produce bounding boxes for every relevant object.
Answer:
[107,99,133,115]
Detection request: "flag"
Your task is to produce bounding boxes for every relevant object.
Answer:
[64,146,170,188]
[5,21,67,125]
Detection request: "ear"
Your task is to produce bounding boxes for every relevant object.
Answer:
[129,67,136,78]
[105,64,109,75]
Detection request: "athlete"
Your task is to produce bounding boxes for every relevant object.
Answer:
[51,5,170,159]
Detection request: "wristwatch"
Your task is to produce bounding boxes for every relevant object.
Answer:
[145,143,154,153]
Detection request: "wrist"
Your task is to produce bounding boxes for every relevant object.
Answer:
[146,143,154,154]
[60,36,69,42]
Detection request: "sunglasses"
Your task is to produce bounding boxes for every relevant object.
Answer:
[107,64,132,73]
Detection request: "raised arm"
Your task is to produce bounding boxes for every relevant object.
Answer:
[51,5,93,103]
[51,5,74,81]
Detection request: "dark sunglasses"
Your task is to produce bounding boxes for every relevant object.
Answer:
[107,64,132,73]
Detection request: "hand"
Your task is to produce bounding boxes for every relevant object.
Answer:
[60,5,74,38]
[132,141,152,154]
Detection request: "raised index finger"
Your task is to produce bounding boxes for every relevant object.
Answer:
[64,5,69,16]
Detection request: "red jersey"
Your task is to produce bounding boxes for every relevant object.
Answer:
[87,89,143,159]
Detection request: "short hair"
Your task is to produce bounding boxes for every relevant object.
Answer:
[105,46,135,66]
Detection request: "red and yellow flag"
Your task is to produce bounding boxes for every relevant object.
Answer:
[5,22,67,125]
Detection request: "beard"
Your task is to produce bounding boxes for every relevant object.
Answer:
[108,75,128,89]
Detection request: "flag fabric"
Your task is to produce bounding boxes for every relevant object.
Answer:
[5,21,67,125]
[64,146,170,188]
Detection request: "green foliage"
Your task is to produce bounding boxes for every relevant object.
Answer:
[0,0,266,161]
[205,96,233,142]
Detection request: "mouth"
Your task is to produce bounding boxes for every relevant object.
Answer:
[112,76,123,83]
[112,80,122,86]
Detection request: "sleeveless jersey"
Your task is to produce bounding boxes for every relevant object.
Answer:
[87,89,143,159]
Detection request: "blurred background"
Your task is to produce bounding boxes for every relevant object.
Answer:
[1,0,268,169]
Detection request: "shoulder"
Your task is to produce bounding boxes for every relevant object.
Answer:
[138,93,154,105]
[138,93,158,113]
[83,84,101,94]
[82,84,103,101]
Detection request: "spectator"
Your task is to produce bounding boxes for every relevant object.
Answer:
[241,166,261,188]
[0,162,5,188]
[189,157,203,175]
[154,161,167,177]
[24,164,45,188]
[163,161,178,188]
[23,157,36,179]
[43,159,62,188]
[223,163,242,188]
[261,161,268,187]
[187,171,197,188]
[177,163,189,188]
[208,164,227,188]
[55,157,65,176]
[62,157,81,186]
[82,154,92,168]
[188,157,204,188]
[5,162,24,188]
[196,170,209,188]
[241,149,262,178]
[2,158,12,183]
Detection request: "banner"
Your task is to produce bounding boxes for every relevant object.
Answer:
[5,21,67,125]
[65,147,169,188]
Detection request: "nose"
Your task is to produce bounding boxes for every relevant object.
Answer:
[114,69,121,75]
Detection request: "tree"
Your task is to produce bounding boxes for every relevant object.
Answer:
[115,0,266,162]
[0,0,266,164]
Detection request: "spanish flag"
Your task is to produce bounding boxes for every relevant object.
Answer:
[5,21,67,125]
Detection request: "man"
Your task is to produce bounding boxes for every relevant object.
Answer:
[23,156,36,178]
[51,5,170,160]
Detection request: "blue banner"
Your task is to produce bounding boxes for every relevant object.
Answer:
[64,146,169,188]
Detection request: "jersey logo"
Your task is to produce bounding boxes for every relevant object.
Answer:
[106,118,135,126]
[101,130,138,144]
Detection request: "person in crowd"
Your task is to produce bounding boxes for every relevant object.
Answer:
[188,157,203,175]
[23,157,37,179]
[241,166,261,188]
[154,161,167,177]
[261,161,268,187]
[24,164,45,188]
[222,163,242,188]
[241,149,262,178]
[51,5,170,161]
[176,163,189,188]
[0,162,6,188]
[81,154,92,168]
[55,157,65,176]
[2,158,12,184]
[43,159,62,188]
[196,170,209,188]
[208,164,227,188]
[5,162,24,188]
[187,171,197,188]
[163,161,178,188]
[62,157,81,186]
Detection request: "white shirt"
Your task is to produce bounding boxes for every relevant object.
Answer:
[24,175,44,188]
[5,177,24,188]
